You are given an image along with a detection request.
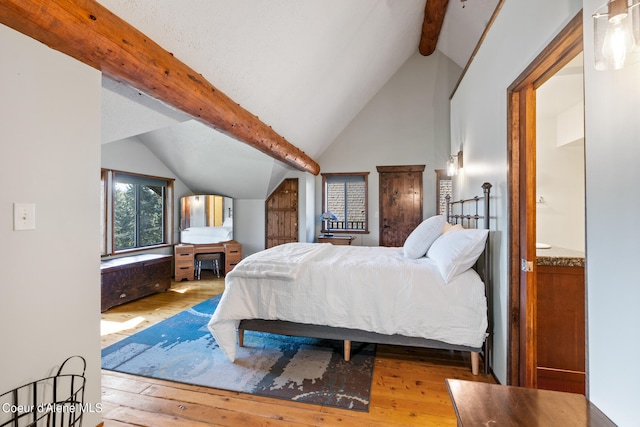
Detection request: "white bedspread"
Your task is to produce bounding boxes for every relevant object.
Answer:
[208,243,487,361]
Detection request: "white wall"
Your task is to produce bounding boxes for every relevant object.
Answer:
[233,199,265,257]
[452,0,640,424]
[450,0,583,388]
[0,25,102,426]
[583,0,640,424]
[536,111,585,252]
[536,67,585,251]
[319,50,460,246]
[101,136,191,253]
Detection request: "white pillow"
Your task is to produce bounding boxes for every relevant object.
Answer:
[427,228,489,283]
[402,215,446,259]
[443,222,463,233]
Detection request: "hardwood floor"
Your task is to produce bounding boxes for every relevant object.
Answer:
[100,270,496,426]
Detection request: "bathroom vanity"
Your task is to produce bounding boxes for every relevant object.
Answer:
[535,246,585,394]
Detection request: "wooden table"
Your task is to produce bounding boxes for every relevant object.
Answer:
[317,235,354,245]
[446,379,615,426]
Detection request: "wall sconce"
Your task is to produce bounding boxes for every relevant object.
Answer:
[593,0,640,70]
[320,210,338,236]
[447,151,463,176]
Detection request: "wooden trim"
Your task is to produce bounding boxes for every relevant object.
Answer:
[0,0,320,175]
[508,13,584,92]
[419,0,449,56]
[321,172,372,178]
[507,10,583,386]
[375,165,426,173]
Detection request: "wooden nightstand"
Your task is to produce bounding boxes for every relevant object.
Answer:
[317,235,354,245]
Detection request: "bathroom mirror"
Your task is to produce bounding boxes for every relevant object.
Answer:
[180,195,234,243]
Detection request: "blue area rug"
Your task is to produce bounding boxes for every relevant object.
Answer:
[101,295,376,411]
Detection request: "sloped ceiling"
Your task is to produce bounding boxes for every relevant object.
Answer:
[100,0,498,199]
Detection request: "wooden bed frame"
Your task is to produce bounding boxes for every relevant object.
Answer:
[238,182,493,375]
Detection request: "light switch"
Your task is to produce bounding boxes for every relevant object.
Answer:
[14,203,36,231]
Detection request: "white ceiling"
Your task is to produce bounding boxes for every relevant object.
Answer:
[100,0,499,198]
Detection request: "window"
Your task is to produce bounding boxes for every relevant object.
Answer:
[321,172,369,233]
[435,169,453,216]
[102,170,174,254]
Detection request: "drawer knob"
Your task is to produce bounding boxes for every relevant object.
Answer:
[119,293,127,299]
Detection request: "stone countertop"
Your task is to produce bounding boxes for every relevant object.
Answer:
[536,245,585,268]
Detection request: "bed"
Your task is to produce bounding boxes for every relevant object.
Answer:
[208,183,493,375]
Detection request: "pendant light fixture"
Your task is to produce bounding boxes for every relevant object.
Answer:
[593,0,640,70]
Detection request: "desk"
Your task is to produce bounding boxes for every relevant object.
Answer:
[174,240,242,280]
[446,379,615,427]
[317,235,354,245]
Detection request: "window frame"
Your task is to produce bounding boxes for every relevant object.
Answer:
[435,169,453,216]
[102,169,174,256]
[321,172,369,234]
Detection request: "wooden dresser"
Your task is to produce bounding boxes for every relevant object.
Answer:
[174,240,242,280]
[101,254,172,312]
[446,379,615,426]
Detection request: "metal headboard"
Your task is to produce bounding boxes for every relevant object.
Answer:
[445,182,492,374]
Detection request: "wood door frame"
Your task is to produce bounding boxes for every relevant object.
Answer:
[507,11,583,386]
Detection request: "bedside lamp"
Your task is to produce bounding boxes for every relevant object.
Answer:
[320,211,338,236]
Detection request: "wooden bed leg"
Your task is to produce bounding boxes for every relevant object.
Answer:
[344,340,351,361]
[238,328,244,347]
[471,351,479,375]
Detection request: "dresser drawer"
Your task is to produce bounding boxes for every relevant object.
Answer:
[174,244,195,281]
[224,243,242,273]
[175,244,194,256]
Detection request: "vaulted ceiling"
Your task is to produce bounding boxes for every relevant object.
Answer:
[8,0,500,198]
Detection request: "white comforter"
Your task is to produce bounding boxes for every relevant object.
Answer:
[208,243,487,361]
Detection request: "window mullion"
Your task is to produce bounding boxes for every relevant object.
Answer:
[135,184,141,248]
[342,183,348,230]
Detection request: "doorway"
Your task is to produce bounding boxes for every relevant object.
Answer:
[507,12,584,388]
[377,165,425,247]
[265,178,299,249]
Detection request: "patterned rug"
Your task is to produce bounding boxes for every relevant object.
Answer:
[101,295,376,411]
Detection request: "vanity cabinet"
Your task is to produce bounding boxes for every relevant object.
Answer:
[224,242,242,273]
[174,244,195,281]
[173,241,242,279]
[536,264,585,394]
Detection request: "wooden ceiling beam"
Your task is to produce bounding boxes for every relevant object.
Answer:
[419,0,449,56]
[0,0,320,175]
